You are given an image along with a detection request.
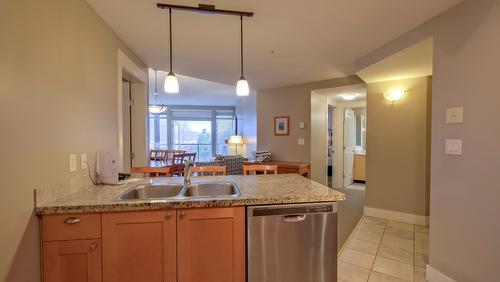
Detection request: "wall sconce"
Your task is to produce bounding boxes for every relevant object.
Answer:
[383,89,406,102]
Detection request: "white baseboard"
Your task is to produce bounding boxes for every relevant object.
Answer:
[426,265,456,282]
[364,206,429,226]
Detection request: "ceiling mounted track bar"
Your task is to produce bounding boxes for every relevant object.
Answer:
[157,3,253,17]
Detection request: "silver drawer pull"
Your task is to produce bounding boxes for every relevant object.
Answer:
[283,215,306,222]
[64,217,81,224]
[89,243,98,252]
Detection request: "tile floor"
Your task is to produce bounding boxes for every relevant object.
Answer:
[338,216,429,282]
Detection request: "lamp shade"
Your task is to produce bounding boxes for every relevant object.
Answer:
[227,135,244,144]
[236,77,249,96]
[164,72,179,93]
[149,104,167,113]
[383,89,406,102]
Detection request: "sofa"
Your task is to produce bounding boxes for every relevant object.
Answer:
[195,155,248,175]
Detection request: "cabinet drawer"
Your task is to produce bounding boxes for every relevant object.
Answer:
[42,213,101,241]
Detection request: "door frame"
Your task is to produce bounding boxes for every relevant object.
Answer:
[117,50,148,172]
[332,101,366,189]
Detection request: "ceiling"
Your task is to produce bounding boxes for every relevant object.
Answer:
[314,84,367,102]
[149,69,243,106]
[87,0,462,90]
[356,37,433,83]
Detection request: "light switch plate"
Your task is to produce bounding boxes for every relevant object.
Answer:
[446,107,463,124]
[69,154,77,172]
[445,139,462,155]
[81,153,88,170]
[299,122,305,129]
[298,138,305,145]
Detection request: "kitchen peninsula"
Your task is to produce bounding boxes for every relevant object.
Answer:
[36,174,345,282]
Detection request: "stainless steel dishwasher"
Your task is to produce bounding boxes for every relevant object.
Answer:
[247,202,337,282]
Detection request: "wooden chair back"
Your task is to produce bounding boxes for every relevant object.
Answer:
[191,166,227,176]
[171,153,197,176]
[165,150,185,163]
[243,164,278,175]
[150,149,167,161]
[130,166,173,178]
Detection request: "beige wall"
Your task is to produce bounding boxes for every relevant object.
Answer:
[0,0,146,281]
[310,93,328,184]
[257,76,364,162]
[358,1,500,280]
[365,76,431,217]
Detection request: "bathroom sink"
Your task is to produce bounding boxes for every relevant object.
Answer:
[118,184,183,200]
[182,182,240,197]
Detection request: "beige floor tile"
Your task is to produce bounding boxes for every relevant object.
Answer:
[372,257,413,281]
[338,261,371,282]
[340,249,376,269]
[358,222,386,235]
[415,240,429,255]
[381,235,414,252]
[414,252,429,267]
[377,244,413,265]
[347,238,380,255]
[363,216,388,227]
[414,266,427,282]
[368,271,409,282]
[387,221,414,232]
[354,229,383,244]
[415,225,429,234]
[384,227,414,240]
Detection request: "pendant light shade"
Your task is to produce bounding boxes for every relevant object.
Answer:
[165,7,179,94]
[149,69,167,113]
[149,104,167,114]
[236,76,249,96]
[164,71,179,93]
[236,15,250,96]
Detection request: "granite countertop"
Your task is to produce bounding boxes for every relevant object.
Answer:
[35,174,345,215]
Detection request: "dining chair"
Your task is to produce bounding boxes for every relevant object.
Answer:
[243,164,278,175]
[130,166,173,178]
[171,152,197,176]
[191,166,227,176]
[150,149,166,161]
[165,150,185,164]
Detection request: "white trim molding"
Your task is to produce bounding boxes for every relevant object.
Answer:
[426,265,456,282]
[117,50,148,172]
[364,206,429,226]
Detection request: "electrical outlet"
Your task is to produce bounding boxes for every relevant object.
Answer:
[298,138,305,145]
[69,154,77,172]
[81,153,88,170]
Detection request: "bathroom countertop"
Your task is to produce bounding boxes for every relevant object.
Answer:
[35,174,345,215]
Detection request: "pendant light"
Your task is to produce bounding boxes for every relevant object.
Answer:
[149,70,167,113]
[164,7,179,94]
[236,15,250,96]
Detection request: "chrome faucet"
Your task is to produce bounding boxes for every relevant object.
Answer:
[183,160,194,187]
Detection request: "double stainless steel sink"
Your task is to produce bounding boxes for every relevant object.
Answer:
[118,182,240,200]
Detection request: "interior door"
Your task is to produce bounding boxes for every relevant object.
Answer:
[343,108,355,187]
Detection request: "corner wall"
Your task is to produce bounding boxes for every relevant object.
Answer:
[357,1,500,280]
[365,76,431,218]
[0,0,146,281]
[257,76,364,162]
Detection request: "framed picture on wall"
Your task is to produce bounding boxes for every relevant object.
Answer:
[274,116,289,135]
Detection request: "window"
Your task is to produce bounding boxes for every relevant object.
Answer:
[149,106,235,162]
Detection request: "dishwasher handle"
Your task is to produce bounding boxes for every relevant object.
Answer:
[283,214,306,222]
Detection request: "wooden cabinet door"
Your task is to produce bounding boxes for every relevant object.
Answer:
[43,239,102,282]
[177,207,245,282]
[102,210,176,282]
